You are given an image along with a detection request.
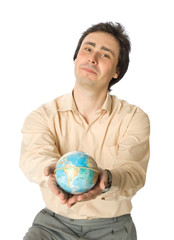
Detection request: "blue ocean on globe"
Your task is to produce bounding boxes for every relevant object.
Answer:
[55,151,99,195]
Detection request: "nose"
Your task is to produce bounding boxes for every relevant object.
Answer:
[88,52,98,65]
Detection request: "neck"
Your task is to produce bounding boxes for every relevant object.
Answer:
[73,84,108,124]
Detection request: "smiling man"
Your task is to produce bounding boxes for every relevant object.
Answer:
[73,31,120,124]
[20,22,150,240]
[74,32,119,91]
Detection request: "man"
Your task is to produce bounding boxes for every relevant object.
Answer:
[20,22,150,239]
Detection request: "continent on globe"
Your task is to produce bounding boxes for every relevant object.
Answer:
[55,151,99,195]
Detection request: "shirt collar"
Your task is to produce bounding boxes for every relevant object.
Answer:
[58,91,112,115]
[57,91,77,112]
[100,92,112,115]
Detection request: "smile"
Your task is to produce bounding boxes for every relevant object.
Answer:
[81,67,97,75]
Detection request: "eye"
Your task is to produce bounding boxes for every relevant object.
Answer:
[101,53,110,58]
[85,47,91,52]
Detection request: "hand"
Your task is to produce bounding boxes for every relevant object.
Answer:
[66,168,108,208]
[44,163,72,205]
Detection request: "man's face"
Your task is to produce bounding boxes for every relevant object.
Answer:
[74,31,120,91]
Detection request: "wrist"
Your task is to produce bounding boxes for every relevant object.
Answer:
[102,169,112,193]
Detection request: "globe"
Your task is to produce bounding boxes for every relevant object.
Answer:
[55,151,99,195]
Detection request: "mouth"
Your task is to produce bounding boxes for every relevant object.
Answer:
[81,67,97,75]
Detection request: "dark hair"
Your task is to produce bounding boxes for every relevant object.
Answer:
[73,22,131,91]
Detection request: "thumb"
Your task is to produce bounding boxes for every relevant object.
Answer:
[99,169,108,191]
[44,163,57,176]
[100,179,107,191]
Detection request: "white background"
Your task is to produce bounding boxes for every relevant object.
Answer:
[0,0,174,239]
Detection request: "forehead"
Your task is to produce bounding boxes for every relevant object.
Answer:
[81,31,120,52]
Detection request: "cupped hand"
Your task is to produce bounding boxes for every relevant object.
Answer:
[66,168,108,208]
[44,163,72,205]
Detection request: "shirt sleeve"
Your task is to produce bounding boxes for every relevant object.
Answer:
[109,107,150,199]
[19,106,61,186]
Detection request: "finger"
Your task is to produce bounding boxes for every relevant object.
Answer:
[67,196,78,208]
[61,193,75,207]
[59,191,69,202]
[48,174,61,195]
[77,190,98,201]
[44,167,50,176]
[67,202,76,208]
[73,188,99,203]
[67,195,79,207]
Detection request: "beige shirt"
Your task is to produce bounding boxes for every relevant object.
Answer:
[20,92,150,219]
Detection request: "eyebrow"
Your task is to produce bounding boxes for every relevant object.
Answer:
[84,41,115,57]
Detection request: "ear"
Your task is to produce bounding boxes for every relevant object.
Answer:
[113,67,119,79]
[113,72,118,79]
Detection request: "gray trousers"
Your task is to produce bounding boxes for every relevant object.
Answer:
[23,208,137,240]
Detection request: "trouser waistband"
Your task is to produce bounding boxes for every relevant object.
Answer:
[45,208,131,225]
